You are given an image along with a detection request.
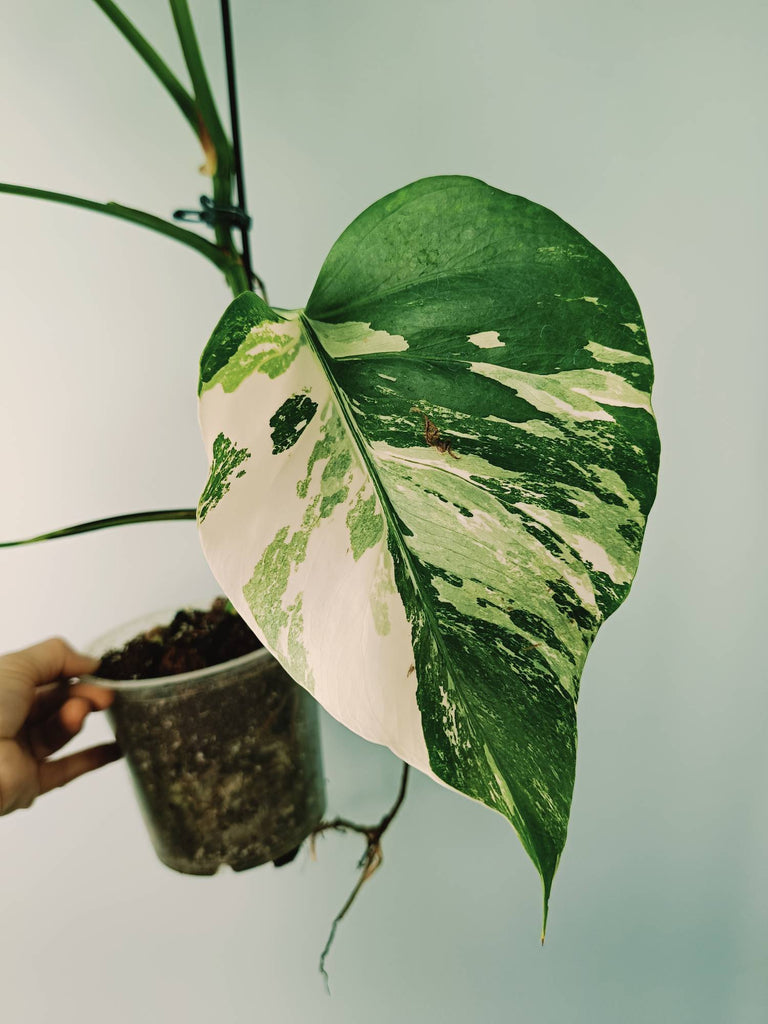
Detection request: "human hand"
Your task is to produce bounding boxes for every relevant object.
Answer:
[0,637,121,816]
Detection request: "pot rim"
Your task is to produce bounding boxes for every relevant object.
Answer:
[80,606,272,692]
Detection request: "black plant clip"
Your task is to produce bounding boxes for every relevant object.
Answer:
[173,194,252,231]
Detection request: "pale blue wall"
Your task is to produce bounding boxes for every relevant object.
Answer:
[1,2,765,1021]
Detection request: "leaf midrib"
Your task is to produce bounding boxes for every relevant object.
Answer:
[299,313,546,879]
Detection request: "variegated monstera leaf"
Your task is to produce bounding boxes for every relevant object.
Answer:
[197,175,659,922]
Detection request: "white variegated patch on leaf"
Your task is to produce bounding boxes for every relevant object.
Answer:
[197,175,659,925]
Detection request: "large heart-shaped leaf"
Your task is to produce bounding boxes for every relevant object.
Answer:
[197,175,659,923]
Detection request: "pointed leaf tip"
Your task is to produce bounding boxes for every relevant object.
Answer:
[540,864,553,944]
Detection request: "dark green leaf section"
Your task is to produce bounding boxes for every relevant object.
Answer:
[387,527,574,905]
[332,353,657,623]
[308,175,649,369]
[199,292,279,393]
[198,431,251,523]
[269,393,318,455]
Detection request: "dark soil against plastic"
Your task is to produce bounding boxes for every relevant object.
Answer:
[92,598,324,874]
[97,597,262,680]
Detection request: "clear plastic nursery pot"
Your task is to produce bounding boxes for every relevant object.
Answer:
[85,611,326,876]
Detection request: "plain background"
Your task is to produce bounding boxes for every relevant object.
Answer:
[1,1,765,1021]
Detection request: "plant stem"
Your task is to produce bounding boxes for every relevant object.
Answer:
[0,183,241,277]
[220,0,263,298]
[169,0,253,297]
[0,510,197,549]
[93,0,251,296]
[169,0,232,172]
[1,7,256,563]
[91,0,199,141]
